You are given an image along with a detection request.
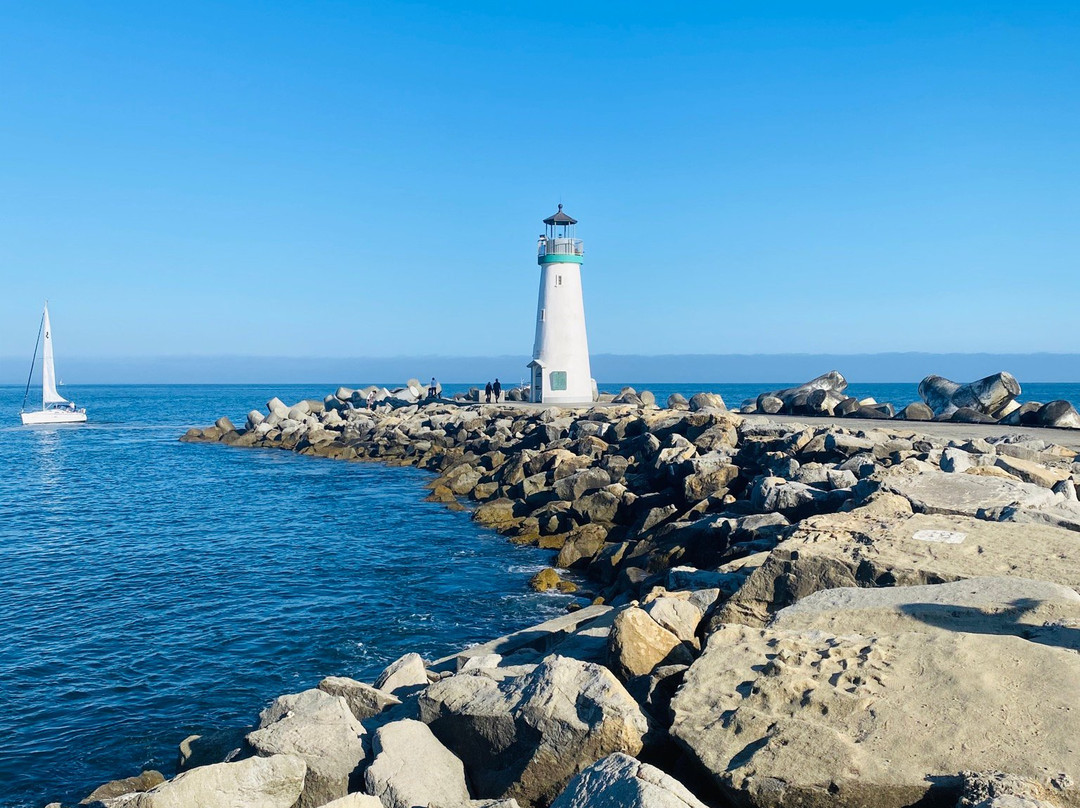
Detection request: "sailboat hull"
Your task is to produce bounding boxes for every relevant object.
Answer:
[21,409,87,425]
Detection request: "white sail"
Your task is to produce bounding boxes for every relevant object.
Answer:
[41,304,69,406]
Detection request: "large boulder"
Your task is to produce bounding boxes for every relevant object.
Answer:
[918,372,1020,418]
[762,371,847,412]
[246,689,366,808]
[688,392,726,412]
[554,468,612,501]
[876,467,1061,517]
[714,495,1080,626]
[418,655,649,807]
[1034,400,1080,429]
[363,719,471,808]
[894,401,933,421]
[374,652,429,697]
[770,576,1080,651]
[607,607,693,680]
[671,612,1080,808]
[549,753,709,808]
[125,755,306,808]
[318,676,401,721]
[81,771,165,804]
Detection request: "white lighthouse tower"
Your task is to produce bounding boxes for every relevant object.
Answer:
[528,204,594,404]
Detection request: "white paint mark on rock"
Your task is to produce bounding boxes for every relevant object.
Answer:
[912,529,967,544]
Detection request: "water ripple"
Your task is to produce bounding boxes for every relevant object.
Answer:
[0,385,567,808]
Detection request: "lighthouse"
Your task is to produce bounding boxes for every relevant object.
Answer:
[528,205,595,404]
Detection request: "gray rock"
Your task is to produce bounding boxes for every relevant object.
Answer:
[612,387,643,406]
[764,371,848,410]
[919,372,1020,418]
[665,567,724,591]
[176,728,249,772]
[667,393,689,411]
[688,392,726,412]
[375,652,429,696]
[750,476,839,519]
[247,689,366,808]
[642,597,703,643]
[1035,400,1080,429]
[554,468,612,501]
[267,397,289,418]
[363,719,471,808]
[125,755,306,808]
[318,676,401,721]
[419,655,649,808]
[950,407,999,424]
[757,395,784,414]
[940,447,973,473]
[549,753,708,808]
[571,488,621,524]
[895,402,933,421]
[878,467,1060,517]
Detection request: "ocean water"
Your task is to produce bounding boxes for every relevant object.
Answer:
[5,380,1080,808]
[0,385,570,808]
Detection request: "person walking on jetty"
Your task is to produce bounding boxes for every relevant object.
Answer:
[485,381,493,403]
[493,378,502,403]
[428,377,438,399]
[367,389,376,410]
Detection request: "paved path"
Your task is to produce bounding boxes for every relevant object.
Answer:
[744,413,1080,452]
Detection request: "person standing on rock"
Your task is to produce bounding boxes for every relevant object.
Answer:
[485,381,493,403]
[493,378,502,403]
[428,377,438,399]
[367,389,376,410]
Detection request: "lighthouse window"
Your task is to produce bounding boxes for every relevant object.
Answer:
[556,275,562,286]
[540,308,546,322]
[550,371,567,391]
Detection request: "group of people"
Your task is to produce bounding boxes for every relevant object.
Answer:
[362,377,503,408]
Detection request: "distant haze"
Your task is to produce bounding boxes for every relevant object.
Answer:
[2,353,1078,386]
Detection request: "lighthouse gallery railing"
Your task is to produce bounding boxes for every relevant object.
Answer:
[537,238,584,258]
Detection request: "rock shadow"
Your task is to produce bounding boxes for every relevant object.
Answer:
[899,599,1080,652]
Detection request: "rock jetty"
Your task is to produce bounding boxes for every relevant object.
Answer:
[741,370,1080,428]
[54,382,1080,808]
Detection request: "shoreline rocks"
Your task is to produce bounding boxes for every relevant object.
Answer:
[59,385,1080,808]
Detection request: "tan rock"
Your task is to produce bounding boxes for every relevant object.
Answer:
[126,755,306,808]
[993,455,1072,489]
[608,607,693,679]
[714,503,1080,627]
[672,621,1080,808]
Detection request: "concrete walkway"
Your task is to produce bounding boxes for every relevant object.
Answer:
[744,413,1080,452]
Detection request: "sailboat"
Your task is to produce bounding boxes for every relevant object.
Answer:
[20,303,87,425]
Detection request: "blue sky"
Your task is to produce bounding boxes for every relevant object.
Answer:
[1,1,1078,365]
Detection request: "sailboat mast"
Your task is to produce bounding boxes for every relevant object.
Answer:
[20,309,45,414]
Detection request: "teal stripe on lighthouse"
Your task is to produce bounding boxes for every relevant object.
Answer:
[538,254,584,265]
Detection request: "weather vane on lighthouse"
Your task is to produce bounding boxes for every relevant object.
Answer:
[528,204,595,404]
